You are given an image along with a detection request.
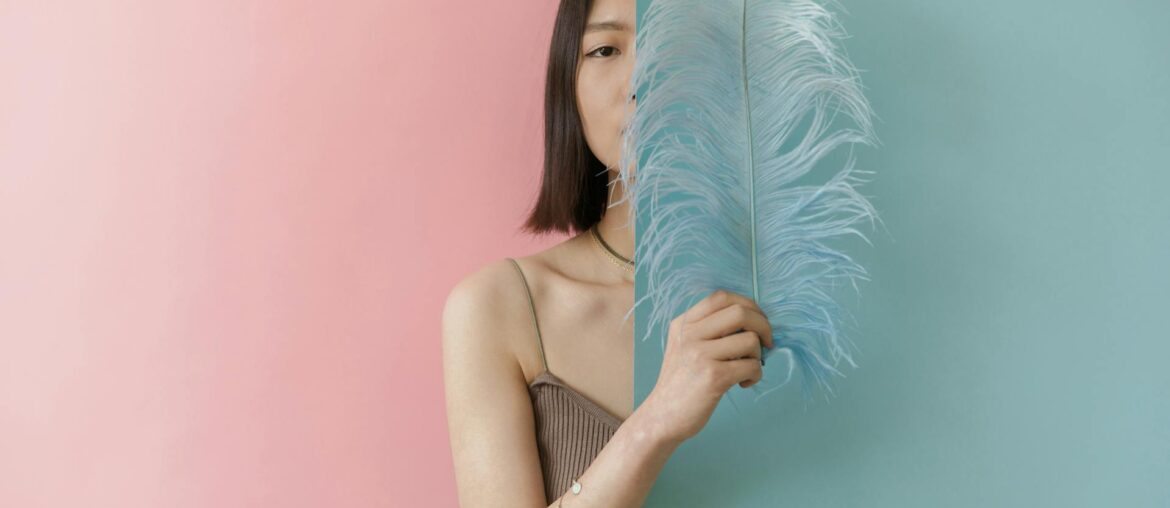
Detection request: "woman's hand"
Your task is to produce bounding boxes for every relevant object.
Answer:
[636,289,774,446]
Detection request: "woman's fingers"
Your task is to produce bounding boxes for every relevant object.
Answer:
[723,357,764,389]
[688,301,773,349]
[681,289,765,325]
[701,331,763,361]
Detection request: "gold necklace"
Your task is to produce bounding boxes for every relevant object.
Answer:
[590,225,634,275]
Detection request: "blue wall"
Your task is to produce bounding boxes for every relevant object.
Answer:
[633,1,1170,506]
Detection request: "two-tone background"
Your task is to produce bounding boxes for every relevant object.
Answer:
[1,1,1167,506]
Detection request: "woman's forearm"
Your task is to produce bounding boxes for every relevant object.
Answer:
[546,407,681,507]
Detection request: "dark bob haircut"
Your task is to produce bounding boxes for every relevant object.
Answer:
[521,0,610,237]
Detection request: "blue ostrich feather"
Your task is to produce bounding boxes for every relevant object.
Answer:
[611,0,882,402]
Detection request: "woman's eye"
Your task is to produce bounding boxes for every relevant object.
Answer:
[586,46,620,58]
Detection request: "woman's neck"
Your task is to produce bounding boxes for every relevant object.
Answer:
[596,201,634,263]
[587,173,635,285]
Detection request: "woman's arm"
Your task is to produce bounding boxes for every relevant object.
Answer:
[443,264,547,506]
[442,261,681,507]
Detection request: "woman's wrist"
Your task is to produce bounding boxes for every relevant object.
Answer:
[625,400,684,451]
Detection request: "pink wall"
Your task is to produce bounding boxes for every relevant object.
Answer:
[0,1,562,506]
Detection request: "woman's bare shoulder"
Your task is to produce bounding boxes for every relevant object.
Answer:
[443,252,557,318]
[443,258,524,343]
[445,238,577,312]
[442,254,549,364]
[445,258,519,309]
[441,241,578,372]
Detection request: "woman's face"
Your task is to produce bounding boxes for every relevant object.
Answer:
[577,0,635,173]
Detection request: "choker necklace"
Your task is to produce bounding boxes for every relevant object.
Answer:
[590,225,634,274]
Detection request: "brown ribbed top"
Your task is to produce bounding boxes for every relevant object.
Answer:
[507,258,626,504]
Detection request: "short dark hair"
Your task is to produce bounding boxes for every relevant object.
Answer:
[521,0,609,237]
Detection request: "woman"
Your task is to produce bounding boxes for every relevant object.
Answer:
[441,0,774,505]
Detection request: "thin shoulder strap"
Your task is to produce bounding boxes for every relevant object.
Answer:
[506,257,548,373]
